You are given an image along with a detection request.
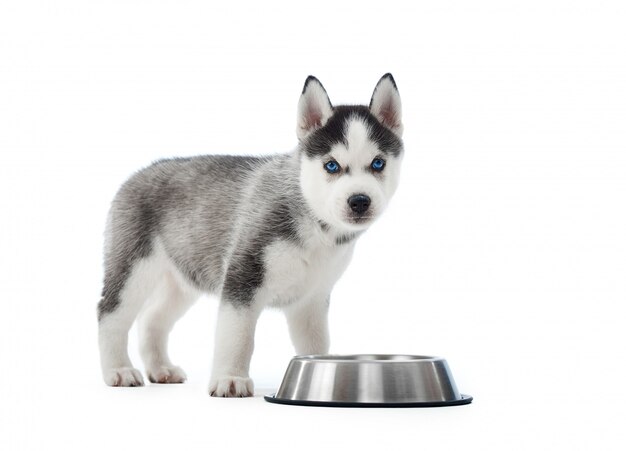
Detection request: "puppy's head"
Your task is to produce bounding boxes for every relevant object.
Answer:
[297,74,404,232]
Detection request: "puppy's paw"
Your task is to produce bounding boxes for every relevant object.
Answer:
[147,365,187,384]
[209,376,254,397]
[104,367,145,387]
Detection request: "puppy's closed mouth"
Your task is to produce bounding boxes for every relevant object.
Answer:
[348,216,374,223]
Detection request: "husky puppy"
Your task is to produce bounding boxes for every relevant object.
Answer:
[97,74,404,396]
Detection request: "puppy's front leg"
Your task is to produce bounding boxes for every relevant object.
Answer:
[209,302,260,397]
[284,295,330,356]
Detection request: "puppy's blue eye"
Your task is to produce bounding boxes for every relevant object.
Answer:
[371,158,385,172]
[324,160,340,174]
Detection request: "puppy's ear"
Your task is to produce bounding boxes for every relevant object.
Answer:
[297,76,333,140]
[369,73,403,137]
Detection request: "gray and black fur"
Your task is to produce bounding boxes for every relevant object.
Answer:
[98,154,305,316]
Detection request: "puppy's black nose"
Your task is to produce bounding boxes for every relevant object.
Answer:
[348,194,371,214]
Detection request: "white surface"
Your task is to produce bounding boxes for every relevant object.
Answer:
[1,1,625,450]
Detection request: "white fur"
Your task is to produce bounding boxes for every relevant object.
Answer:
[209,302,259,397]
[99,239,200,386]
[260,236,355,308]
[300,117,402,232]
[137,270,198,383]
[284,297,330,356]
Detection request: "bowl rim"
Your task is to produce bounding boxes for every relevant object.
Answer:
[292,354,443,363]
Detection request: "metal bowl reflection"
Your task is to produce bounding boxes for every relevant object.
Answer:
[265,354,472,407]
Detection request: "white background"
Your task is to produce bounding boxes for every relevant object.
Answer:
[1,0,625,450]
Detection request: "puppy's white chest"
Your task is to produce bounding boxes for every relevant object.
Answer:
[261,240,354,307]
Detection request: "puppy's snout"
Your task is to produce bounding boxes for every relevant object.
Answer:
[348,194,371,214]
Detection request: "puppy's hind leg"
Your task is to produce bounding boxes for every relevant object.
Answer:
[138,271,199,384]
[98,256,162,387]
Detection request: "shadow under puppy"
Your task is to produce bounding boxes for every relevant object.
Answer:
[97,74,404,396]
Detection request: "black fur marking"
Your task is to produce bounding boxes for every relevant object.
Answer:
[335,232,359,246]
[222,249,265,309]
[223,239,292,308]
[372,73,398,100]
[302,75,330,98]
[369,73,398,109]
[301,105,403,158]
[222,195,303,308]
[318,220,330,232]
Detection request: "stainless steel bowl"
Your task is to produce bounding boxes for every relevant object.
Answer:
[265,354,472,407]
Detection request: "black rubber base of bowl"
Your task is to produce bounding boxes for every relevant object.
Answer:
[264,394,473,408]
